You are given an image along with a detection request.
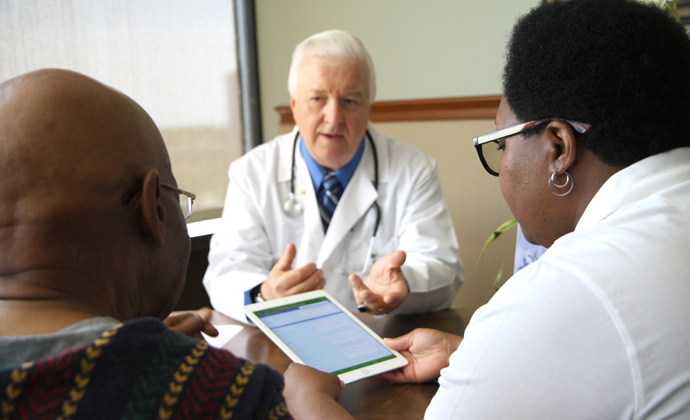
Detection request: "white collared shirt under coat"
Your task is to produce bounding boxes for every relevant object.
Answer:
[203,123,464,323]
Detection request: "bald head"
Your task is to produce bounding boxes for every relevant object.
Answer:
[0,69,172,201]
[0,69,189,330]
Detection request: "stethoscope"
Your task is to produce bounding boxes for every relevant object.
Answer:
[283,130,381,274]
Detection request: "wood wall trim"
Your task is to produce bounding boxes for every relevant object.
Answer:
[275,95,501,125]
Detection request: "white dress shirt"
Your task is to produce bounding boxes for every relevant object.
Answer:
[427,148,690,419]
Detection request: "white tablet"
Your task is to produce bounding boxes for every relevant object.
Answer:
[244,290,408,383]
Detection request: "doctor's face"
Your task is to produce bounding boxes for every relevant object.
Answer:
[290,56,371,171]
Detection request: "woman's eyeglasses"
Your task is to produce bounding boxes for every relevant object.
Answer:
[473,118,591,176]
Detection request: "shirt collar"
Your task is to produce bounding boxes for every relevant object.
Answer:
[300,135,366,192]
[576,147,690,231]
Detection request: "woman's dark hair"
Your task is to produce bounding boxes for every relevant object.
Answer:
[504,0,690,167]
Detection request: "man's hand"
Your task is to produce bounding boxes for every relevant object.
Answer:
[163,307,218,341]
[379,328,463,383]
[349,250,407,314]
[261,243,325,300]
[283,364,353,420]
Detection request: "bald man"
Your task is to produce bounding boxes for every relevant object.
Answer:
[0,69,293,419]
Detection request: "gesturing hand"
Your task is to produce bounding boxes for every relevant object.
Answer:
[261,243,325,300]
[349,250,407,315]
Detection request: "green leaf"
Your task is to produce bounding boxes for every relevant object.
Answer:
[657,0,681,23]
[476,218,518,265]
[493,263,505,291]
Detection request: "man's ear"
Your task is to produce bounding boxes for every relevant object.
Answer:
[139,168,166,247]
[545,120,578,174]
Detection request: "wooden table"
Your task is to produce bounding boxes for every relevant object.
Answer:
[210,307,473,420]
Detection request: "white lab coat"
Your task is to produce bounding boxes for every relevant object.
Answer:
[203,123,463,323]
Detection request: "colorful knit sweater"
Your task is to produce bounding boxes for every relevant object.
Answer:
[0,318,292,420]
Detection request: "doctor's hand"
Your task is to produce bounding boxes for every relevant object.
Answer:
[348,250,408,315]
[262,243,326,300]
[379,328,463,384]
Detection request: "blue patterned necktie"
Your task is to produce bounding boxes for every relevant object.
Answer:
[319,172,343,232]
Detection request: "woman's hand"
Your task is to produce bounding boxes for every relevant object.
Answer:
[379,328,463,383]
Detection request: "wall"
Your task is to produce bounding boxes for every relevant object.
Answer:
[255,0,539,142]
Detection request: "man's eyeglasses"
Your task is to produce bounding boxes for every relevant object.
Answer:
[472,118,591,176]
[122,181,196,220]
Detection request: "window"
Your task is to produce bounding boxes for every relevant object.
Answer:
[0,0,250,232]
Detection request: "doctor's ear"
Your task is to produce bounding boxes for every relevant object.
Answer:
[139,169,167,247]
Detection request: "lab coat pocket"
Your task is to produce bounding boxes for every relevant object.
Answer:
[273,212,304,256]
[377,236,398,260]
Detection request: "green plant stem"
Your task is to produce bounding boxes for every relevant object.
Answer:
[476,218,517,265]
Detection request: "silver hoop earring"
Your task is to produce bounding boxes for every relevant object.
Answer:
[548,171,574,196]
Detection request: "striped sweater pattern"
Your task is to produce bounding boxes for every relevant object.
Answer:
[0,318,292,420]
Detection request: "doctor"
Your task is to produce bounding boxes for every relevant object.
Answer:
[203,29,463,323]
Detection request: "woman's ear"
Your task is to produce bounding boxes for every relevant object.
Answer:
[139,168,166,247]
[545,120,578,174]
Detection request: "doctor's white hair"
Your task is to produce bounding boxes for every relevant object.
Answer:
[287,29,376,103]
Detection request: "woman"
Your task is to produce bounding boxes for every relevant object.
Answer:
[282,1,690,418]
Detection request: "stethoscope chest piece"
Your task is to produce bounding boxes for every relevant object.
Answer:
[283,192,304,216]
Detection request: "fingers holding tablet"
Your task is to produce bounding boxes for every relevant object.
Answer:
[283,363,351,420]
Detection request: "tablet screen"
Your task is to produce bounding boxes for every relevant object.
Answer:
[252,296,396,375]
[245,291,408,382]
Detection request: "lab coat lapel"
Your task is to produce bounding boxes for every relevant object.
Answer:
[294,141,326,266]
[317,143,378,265]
